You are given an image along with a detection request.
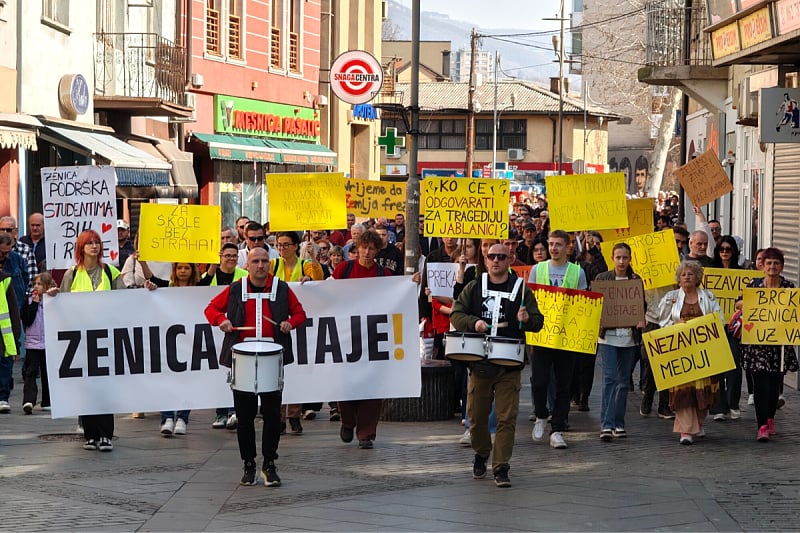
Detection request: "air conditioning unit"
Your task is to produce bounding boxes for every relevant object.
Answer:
[507,148,524,161]
[169,92,197,123]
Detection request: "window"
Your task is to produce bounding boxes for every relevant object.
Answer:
[43,0,69,27]
[419,119,466,150]
[288,0,300,72]
[475,119,527,150]
[271,0,302,72]
[205,0,244,60]
[271,0,283,68]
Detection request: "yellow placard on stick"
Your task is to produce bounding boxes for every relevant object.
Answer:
[525,284,604,355]
[345,179,405,218]
[703,268,764,320]
[600,230,680,290]
[138,204,221,264]
[422,177,509,239]
[674,150,733,207]
[267,172,347,231]
[597,198,655,242]
[643,312,735,390]
[742,288,800,345]
[545,173,628,231]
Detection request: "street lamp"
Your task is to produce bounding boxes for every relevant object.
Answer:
[491,51,516,179]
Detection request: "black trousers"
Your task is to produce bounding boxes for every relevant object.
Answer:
[532,346,575,433]
[752,371,782,428]
[83,414,114,440]
[233,389,282,462]
[640,323,670,412]
[22,348,50,407]
[570,353,595,406]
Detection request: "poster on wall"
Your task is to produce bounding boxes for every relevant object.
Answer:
[760,88,800,143]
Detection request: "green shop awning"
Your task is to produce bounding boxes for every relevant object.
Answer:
[192,133,336,166]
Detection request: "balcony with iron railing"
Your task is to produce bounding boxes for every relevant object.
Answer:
[93,32,192,118]
[638,0,728,112]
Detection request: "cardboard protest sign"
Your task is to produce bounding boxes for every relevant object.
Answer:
[742,288,800,345]
[422,177,509,239]
[426,262,462,298]
[600,230,680,290]
[703,268,764,320]
[591,279,645,328]
[526,284,604,354]
[674,150,733,207]
[345,179,405,218]
[41,166,118,269]
[643,312,735,390]
[267,172,347,231]
[138,204,221,263]
[545,173,628,231]
[597,198,655,242]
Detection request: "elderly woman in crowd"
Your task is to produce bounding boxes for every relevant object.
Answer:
[741,247,798,442]
[656,260,722,445]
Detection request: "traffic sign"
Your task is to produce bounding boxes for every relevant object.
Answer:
[330,50,384,105]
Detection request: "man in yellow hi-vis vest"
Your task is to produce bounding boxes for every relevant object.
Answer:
[0,266,22,413]
[526,230,588,450]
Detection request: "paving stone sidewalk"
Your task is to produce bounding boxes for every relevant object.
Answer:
[1,364,798,532]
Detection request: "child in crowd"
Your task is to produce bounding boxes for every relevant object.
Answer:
[21,273,58,413]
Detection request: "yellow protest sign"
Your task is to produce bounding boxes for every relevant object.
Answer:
[138,204,221,263]
[601,230,680,290]
[267,173,346,231]
[345,179,405,218]
[422,177,509,239]
[525,284,604,354]
[703,268,764,320]
[742,288,800,345]
[597,198,655,242]
[643,312,735,390]
[545,173,628,231]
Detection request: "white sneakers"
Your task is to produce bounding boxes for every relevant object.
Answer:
[174,419,187,435]
[730,409,741,420]
[532,418,547,441]
[459,429,471,446]
[161,418,174,436]
[0,400,10,413]
[747,394,754,405]
[23,402,33,414]
[549,431,567,449]
[713,413,727,421]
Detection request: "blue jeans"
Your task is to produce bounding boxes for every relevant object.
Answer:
[161,410,190,424]
[599,343,637,431]
[0,356,13,401]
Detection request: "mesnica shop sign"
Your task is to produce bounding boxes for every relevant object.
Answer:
[214,95,321,142]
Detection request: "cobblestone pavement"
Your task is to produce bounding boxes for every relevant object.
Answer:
[1,364,798,531]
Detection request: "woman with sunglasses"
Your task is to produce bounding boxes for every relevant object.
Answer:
[53,230,126,452]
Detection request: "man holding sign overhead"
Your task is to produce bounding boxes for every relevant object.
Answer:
[451,243,543,488]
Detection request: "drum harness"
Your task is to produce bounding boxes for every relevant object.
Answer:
[231,278,284,392]
[481,273,523,337]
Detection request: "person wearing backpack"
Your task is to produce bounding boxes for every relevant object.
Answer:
[330,229,388,449]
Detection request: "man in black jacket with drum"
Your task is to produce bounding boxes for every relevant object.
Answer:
[205,247,307,487]
[450,243,544,488]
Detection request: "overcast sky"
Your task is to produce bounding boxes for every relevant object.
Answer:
[393,0,565,31]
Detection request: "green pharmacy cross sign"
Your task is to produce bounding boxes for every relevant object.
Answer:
[378,127,405,158]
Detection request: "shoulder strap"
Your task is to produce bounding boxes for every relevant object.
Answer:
[343,260,354,279]
[104,264,113,284]
[272,258,280,276]
[377,264,386,276]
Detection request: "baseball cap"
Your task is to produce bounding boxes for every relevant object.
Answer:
[117,219,130,230]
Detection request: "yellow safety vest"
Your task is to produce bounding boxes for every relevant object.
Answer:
[270,257,308,282]
[210,267,248,286]
[0,277,17,356]
[70,264,120,292]
[535,261,581,289]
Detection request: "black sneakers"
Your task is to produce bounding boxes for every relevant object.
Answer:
[261,461,281,487]
[358,439,374,449]
[472,454,487,479]
[289,417,303,435]
[329,407,341,421]
[241,461,257,486]
[494,467,511,488]
[340,425,354,443]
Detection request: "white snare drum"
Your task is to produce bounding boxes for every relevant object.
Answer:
[444,332,486,362]
[485,336,524,367]
[231,341,283,393]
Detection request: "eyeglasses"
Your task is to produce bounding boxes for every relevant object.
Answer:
[0,228,13,232]
[248,235,265,242]
[276,242,295,248]
[487,253,508,261]
[718,247,733,252]
[221,254,238,259]
[710,227,721,233]
[319,246,329,251]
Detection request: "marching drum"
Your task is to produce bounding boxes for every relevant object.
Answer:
[231,341,283,393]
[444,332,486,362]
[485,336,525,367]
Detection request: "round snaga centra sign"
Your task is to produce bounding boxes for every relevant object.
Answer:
[329,50,383,105]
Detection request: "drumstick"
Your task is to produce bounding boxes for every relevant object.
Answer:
[262,315,279,326]
[232,326,257,331]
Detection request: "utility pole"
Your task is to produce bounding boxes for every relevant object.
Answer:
[545,2,567,174]
[404,0,421,275]
[492,50,499,177]
[465,28,478,177]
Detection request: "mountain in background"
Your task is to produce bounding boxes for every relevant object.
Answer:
[385,0,559,84]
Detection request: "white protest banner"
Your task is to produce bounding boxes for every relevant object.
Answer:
[45,278,421,417]
[42,166,118,269]
[426,262,462,298]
